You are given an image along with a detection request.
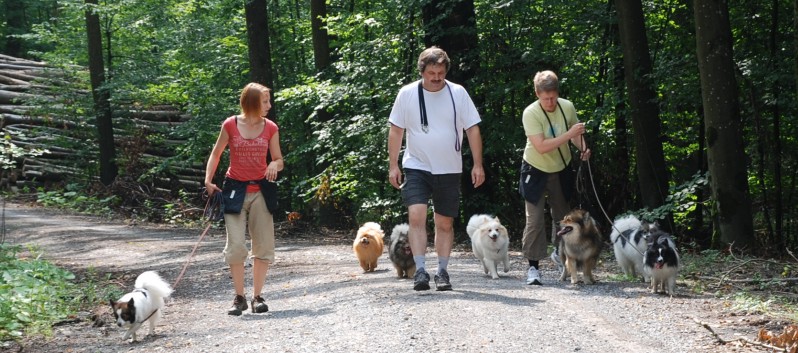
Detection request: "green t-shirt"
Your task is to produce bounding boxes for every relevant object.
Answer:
[521,98,578,173]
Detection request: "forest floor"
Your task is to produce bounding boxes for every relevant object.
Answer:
[0,202,796,353]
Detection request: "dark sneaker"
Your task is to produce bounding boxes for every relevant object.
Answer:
[413,268,431,291]
[227,294,248,316]
[251,295,269,313]
[434,269,453,291]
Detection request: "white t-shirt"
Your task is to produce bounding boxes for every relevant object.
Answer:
[388,79,481,174]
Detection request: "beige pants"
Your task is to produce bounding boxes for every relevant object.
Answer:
[223,191,275,265]
[522,173,569,261]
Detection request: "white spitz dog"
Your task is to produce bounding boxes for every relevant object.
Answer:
[610,215,657,281]
[466,214,510,279]
[110,271,173,341]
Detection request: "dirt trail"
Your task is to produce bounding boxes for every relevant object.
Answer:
[1,203,770,353]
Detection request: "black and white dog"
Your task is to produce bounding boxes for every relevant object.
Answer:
[610,215,658,281]
[643,230,680,297]
[110,271,173,341]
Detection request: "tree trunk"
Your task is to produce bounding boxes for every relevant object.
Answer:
[3,0,26,58]
[84,0,117,185]
[614,0,671,222]
[769,0,783,251]
[693,0,754,249]
[421,0,479,87]
[244,0,277,120]
[309,0,332,121]
[310,0,331,72]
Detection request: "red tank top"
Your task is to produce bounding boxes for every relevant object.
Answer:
[222,116,279,192]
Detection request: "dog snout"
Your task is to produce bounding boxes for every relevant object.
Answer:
[556,226,573,236]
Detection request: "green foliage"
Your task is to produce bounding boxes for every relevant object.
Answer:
[639,171,709,228]
[0,244,75,340]
[36,183,117,217]
[5,0,796,251]
[0,134,48,171]
[0,245,122,342]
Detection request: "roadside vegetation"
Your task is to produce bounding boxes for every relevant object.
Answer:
[0,243,121,341]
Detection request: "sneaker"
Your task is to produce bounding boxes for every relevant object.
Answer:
[251,295,269,313]
[551,251,564,271]
[413,268,431,291]
[526,267,542,285]
[434,269,453,291]
[227,294,248,316]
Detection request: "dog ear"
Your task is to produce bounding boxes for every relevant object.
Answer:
[109,298,115,308]
[128,297,135,308]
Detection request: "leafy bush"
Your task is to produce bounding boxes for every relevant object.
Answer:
[0,244,76,340]
[36,183,117,217]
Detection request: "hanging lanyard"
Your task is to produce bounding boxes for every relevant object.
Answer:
[418,80,460,151]
[541,101,571,168]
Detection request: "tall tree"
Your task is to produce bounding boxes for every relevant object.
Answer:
[421,0,479,86]
[310,0,331,72]
[3,0,26,57]
[244,0,276,119]
[615,0,670,220]
[309,0,332,121]
[84,0,117,185]
[694,0,754,248]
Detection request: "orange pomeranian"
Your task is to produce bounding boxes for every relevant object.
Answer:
[353,222,385,272]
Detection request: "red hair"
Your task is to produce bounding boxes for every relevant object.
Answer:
[239,82,270,117]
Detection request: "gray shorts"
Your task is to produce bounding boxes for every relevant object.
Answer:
[401,168,461,218]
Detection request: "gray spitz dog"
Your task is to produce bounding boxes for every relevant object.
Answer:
[388,223,416,278]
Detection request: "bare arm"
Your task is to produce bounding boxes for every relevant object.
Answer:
[465,125,485,188]
[528,122,587,155]
[387,123,405,189]
[204,126,230,196]
[266,131,285,182]
[570,133,592,161]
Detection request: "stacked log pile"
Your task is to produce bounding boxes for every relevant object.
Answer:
[0,54,204,193]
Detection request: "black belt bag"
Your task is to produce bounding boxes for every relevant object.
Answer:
[221,178,279,214]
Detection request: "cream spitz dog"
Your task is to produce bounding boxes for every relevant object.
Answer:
[466,214,510,279]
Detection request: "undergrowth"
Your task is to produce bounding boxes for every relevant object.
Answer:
[0,244,122,342]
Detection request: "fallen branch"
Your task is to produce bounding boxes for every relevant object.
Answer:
[697,276,798,284]
[693,317,788,352]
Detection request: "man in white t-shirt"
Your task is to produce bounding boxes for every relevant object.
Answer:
[387,46,485,291]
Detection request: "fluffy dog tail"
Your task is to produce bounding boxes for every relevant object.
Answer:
[391,223,409,241]
[135,271,173,304]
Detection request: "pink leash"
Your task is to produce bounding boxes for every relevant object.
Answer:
[172,192,223,289]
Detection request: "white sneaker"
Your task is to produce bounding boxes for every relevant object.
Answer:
[526,267,542,285]
[550,251,563,271]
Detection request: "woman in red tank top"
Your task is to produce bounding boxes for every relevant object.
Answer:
[204,82,284,316]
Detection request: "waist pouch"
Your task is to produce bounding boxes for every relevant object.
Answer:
[518,160,575,204]
[518,161,548,204]
[221,178,279,214]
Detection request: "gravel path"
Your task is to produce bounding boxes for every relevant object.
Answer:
[1,203,771,353]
